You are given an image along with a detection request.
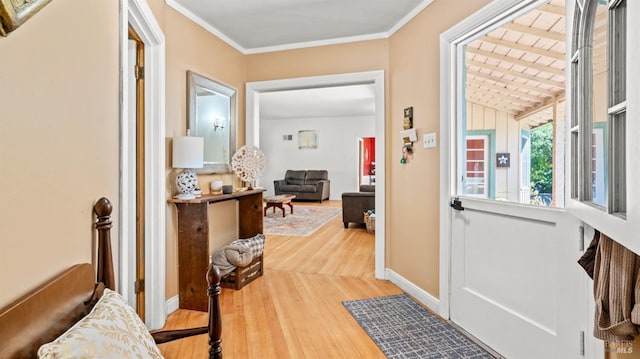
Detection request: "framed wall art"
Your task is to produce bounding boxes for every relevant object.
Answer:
[298,130,318,149]
[0,0,52,37]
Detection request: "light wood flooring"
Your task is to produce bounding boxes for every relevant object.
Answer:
[158,200,403,358]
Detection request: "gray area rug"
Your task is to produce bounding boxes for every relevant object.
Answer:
[343,294,495,359]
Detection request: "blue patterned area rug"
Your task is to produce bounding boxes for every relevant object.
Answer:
[343,294,495,359]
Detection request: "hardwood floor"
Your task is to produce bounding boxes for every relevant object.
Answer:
[158,200,402,358]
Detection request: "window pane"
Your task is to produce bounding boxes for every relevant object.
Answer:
[460,2,566,207]
[610,111,626,216]
[590,2,608,207]
[609,0,626,216]
[465,136,488,198]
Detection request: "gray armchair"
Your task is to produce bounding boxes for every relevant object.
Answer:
[274,170,330,202]
[341,185,375,228]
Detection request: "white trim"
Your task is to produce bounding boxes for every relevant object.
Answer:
[166,0,435,55]
[385,269,440,314]
[246,71,386,279]
[166,295,180,316]
[165,0,245,53]
[244,32,389,55]
[387,0,435,36]
[122,0,167,330]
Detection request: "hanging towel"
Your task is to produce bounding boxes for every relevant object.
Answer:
[593,232,640,341]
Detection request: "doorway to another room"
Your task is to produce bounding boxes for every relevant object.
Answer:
[246,71,386,279]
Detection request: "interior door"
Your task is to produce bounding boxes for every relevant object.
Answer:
[450,199,583,358]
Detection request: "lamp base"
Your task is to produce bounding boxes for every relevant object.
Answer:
[174,193,196,200]
[176,169,198,200]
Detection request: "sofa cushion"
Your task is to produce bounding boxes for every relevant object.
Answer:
[305,170,328,181]
[281,184,301,192]
[285,170,306,185]
[38,289,163,359]
[299,185,319,193]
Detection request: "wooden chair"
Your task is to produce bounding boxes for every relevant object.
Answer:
[0,197,223,359]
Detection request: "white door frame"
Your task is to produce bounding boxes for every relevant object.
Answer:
[246,71,386,279]
[120,0,166,330]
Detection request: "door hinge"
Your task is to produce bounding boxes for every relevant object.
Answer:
[578,225,585,251]
[134,65,145,80]
[579,330,585,356]
[134,279,145,294]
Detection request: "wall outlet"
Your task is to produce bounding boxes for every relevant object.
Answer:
[423,132,437,148]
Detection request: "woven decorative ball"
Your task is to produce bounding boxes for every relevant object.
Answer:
[231,146,266,188]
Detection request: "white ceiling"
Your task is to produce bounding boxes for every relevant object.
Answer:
[167,0,431,54]
[167,0,423,119]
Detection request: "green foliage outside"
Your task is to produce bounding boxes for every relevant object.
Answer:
[530,123,553,194]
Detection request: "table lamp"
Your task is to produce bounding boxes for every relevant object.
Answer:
[172,135,204,199]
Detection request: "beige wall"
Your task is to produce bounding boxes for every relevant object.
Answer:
[246,40,390,82]
[0,0,490,312]
[163,6,246,298]
[0,0,120,307]
[386,0,491,296]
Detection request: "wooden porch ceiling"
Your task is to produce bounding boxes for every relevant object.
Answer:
[465,0,569,128]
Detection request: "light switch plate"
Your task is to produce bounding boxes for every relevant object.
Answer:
[423,133,436,148]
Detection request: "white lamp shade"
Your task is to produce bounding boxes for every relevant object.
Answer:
[173,136,204,169]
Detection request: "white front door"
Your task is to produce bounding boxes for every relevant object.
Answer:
[441,1,586,357]
[450,199,583,358]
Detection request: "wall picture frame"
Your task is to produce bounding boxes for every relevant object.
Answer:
[298,130,318,149]
[0,0,52,37]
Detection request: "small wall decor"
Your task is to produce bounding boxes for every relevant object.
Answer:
[496,153,510,168]
[0,0,52,36]
[403,107,413,130]
[400,145,414,164]
[400,106,415,164]
[298,130,318,149]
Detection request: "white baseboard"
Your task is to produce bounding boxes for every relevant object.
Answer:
[166,295,179,315]
[385,268,440,314]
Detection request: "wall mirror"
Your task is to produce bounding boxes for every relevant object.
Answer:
[188,70,236,173]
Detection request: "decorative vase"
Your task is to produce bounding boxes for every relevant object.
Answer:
[210,180,223,193]
[176,169,198,199]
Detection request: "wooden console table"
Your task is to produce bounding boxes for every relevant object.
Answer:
[169,189,264,312]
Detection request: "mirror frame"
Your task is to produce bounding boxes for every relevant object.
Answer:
[187,70,237,174]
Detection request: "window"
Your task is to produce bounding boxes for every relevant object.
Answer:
[466,136,489,198]
[571,0,626,217]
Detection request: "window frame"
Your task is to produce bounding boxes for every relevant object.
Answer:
[567,0,638,252]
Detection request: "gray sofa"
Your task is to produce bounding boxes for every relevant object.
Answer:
[274,170,330,202]
[341,185,375,228]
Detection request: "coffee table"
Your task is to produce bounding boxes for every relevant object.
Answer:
[263,194,296,217]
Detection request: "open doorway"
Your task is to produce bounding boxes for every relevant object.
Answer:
[121,0,166,330]
[360,137,376,186]
[246,71,386,279]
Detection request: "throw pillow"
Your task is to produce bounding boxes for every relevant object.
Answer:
[38,289,163,359]
[230,233,266,260]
